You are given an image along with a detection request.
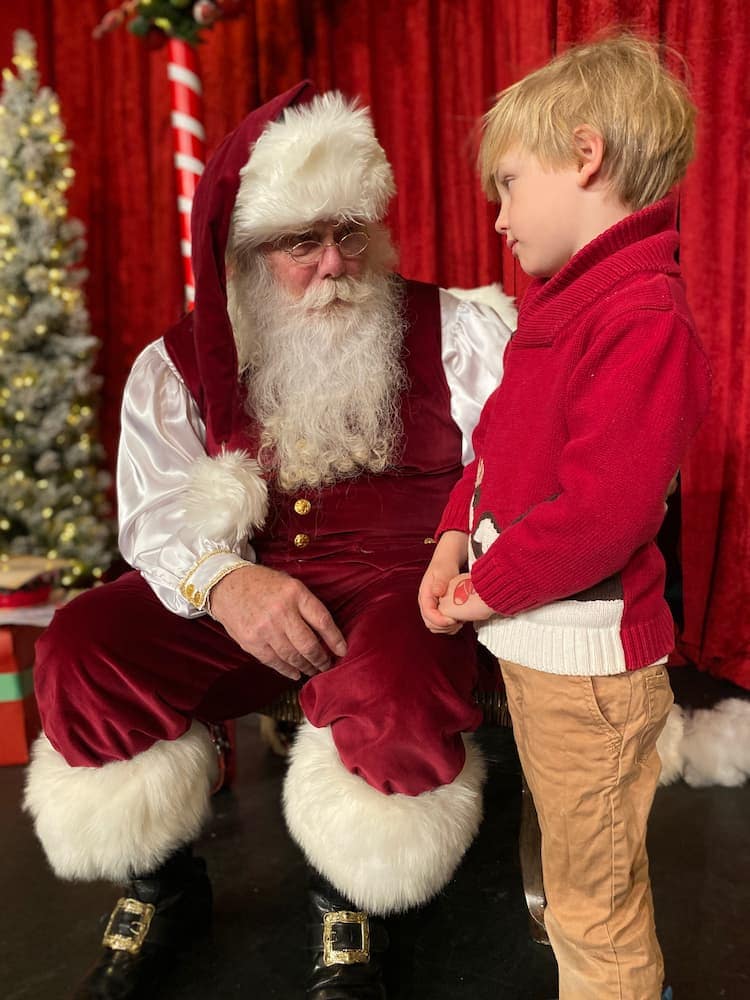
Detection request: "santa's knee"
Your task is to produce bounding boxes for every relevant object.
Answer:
[35,584,182,766]
[35,587,125,716]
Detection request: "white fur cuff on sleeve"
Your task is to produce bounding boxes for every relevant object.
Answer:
[182,448,268,547]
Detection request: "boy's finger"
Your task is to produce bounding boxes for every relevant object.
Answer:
[424,604,459,628]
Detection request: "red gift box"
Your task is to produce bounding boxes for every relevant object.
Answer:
[0,626,42,765]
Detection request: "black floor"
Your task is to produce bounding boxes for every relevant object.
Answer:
[2,666,749,1000]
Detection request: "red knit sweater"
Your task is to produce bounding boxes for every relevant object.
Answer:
[437,197,712,674]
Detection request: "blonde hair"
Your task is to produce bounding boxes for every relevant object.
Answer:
[479,34,696,210]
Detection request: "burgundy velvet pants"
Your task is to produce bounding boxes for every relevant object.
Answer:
[35,563,481,795]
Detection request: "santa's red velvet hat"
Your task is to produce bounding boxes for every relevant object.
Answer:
[166,82,395,453]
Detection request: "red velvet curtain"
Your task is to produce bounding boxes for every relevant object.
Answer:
[1,1,748,688]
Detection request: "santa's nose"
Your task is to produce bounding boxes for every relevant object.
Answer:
[316,243,346,279]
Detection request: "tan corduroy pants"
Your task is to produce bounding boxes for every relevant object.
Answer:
[499,658,673,1000]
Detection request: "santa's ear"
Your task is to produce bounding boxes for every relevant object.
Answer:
[573,125,605,187]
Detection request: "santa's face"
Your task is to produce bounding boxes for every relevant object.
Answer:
[262,220,367,299]
[227,230,405,491]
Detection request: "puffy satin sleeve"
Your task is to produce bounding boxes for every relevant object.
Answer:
[439,289,514,464]
[117,339,253,617]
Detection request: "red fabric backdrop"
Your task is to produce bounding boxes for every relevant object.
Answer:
[1,1,748,688]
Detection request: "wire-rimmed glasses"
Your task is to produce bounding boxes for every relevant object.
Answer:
[279,228,369,265]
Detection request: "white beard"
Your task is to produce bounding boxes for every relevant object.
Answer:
[227,244,406,491]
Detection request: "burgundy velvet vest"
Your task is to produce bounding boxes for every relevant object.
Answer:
[166,279,463,574]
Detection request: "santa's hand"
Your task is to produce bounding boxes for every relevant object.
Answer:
[438,572,495,623]
[209,565,347,680]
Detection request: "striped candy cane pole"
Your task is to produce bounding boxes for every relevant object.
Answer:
[166,39,205,310]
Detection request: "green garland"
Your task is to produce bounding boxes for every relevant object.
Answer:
[94,1,248,47]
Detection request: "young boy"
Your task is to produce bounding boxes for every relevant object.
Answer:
[418,34,711,1000]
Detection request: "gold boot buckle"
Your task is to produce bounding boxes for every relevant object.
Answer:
[322,910,371,966]
[102,897,156,954]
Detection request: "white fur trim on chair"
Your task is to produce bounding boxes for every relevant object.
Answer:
[282,723,486,916]
[233,93,395,247]
[656,703,686,785]
[682,698,750,787]
[657,698,750,788]
[183,448,268,547]
[23,722,218,883]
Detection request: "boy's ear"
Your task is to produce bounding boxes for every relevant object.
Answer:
[573,125,605,187]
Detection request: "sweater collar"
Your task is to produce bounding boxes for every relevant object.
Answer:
[519,196,681,338]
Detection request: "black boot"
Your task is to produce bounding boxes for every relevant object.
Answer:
[72,847,212,999]
[306,871,388,1000]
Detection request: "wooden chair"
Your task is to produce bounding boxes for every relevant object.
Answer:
[257,673,550,946]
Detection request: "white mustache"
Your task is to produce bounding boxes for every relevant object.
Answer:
[299,275,375,310]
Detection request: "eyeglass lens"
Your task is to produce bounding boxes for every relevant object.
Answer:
[290,230,369,263]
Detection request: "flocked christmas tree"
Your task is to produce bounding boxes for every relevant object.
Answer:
[0,30,114,587]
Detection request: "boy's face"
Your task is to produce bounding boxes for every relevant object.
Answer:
[493,147,585,279]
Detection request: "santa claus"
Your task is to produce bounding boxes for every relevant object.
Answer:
[24,83,512,998]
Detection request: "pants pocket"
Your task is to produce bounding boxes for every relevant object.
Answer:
[586,673,633,750]
[637,665,673,764]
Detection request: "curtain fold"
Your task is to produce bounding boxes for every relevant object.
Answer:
[1,1,747,687]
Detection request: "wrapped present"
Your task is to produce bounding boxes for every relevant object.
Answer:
[0,555,70,607]
[0,557,70,765]
[0,625,43,765]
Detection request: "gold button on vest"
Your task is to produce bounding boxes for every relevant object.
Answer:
[294,499,311,515]
[293,533,310,548]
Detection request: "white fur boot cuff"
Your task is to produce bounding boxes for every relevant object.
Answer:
[282,722,486,916]
[23,722,218,883]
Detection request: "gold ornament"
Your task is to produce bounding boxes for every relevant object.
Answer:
[12,54,36,71]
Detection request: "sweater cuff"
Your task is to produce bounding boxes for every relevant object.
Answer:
[471,551,536,617]
[436,497,470,538]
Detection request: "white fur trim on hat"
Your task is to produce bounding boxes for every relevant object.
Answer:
[232,92,395,246]
[182,448,268,546]
[283,723,485,915]
[23,723,217,883]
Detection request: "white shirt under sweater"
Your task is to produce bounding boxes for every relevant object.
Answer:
[117,291,512,617]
